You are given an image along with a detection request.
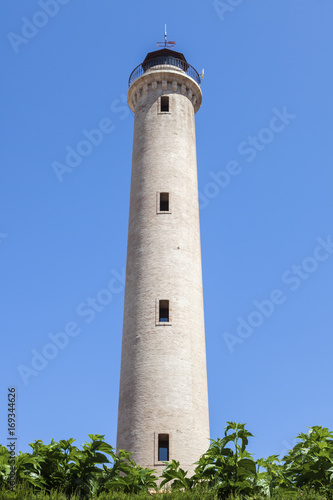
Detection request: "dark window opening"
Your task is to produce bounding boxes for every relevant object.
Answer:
[159,300,169,322]
[161,96,169,112]
[160,192,169,212]
[158,434,169,461]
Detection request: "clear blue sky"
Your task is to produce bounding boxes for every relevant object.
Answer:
[1,0,333,463]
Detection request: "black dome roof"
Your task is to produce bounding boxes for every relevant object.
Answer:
[142,48,189,72]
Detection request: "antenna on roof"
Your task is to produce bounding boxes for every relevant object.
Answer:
[156,24,176,49]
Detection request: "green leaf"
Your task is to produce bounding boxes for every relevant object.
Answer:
[238,458,257,474]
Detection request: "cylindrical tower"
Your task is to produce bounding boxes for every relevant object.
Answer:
[117,47,209,475]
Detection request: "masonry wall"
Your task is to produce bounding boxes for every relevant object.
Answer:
[117,67,210,476]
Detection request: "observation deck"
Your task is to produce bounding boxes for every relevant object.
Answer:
[128,48,201,87]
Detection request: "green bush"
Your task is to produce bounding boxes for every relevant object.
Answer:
[1,423,333,499]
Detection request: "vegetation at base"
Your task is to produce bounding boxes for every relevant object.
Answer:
[1,423,333,499]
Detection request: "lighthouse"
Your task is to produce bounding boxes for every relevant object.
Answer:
[116,37,209,475]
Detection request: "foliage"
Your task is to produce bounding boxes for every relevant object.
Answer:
[0,484,330,499]
[282,426,333,497]
[0,435,157,498]
[255,454,289,497]
[98,449,157,494]
[160,422,333,499]
[160,459,196,491]
[0,447,10,488]
[15,434,115,496]
[1,424,333,499]
[192,421,257,497]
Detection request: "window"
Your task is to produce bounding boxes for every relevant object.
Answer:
[154,432,172,464]
[159,300,169,322]
[158,434,169,461]
[159,192,169,212]
[156,192,171,214]
[160,96,169,112]
[156,299,172,326]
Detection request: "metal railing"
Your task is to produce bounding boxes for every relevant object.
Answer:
[129,56,201,87]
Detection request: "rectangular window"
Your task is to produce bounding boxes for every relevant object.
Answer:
[159,192,169,212]
[155,299,172,326]
[159,300,169,322]
[161,96,169,112]
[158,434,169,461]
[156,192,171,214]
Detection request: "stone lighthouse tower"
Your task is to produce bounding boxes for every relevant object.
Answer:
[117,41,209,475]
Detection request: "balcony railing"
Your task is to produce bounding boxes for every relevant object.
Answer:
[129,56,201,87]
